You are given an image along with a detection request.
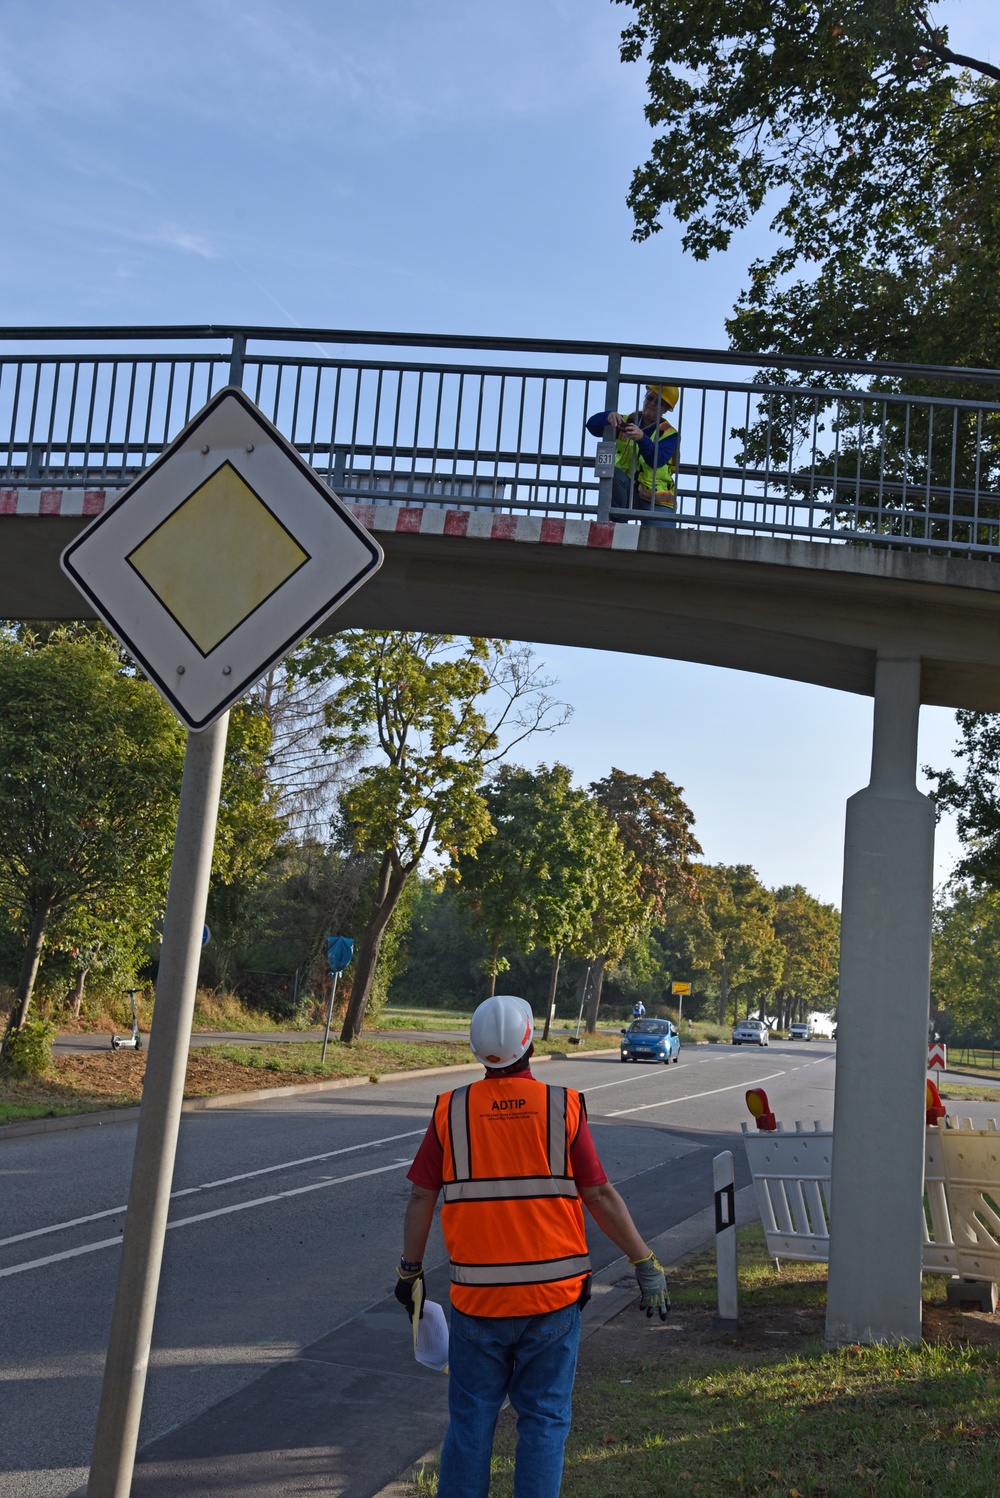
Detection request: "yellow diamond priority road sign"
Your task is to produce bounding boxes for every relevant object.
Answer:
[61,387,383,730]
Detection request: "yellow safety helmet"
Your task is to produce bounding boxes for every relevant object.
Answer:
[646,383,679,409]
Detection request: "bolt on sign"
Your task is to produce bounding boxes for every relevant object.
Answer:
[61,386,383,729]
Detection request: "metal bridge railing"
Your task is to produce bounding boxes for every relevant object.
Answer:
[2,325,999,559]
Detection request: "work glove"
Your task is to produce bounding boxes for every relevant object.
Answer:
[394,1262,425,1321]
[630,1252,670,1321]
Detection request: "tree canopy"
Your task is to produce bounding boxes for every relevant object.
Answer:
[932,882,1000,1043]
[0,629,184,1046]
[590,768,701,911]
[581,768,700,1027]
[685,863,785,1024]
[772,883,840,1023]
[454,763,641,1034]
[928,712,1000,889]
[290,633,567,1040]
[617,0,1000,365]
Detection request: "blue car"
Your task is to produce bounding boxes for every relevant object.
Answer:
[620,1018,680,1064]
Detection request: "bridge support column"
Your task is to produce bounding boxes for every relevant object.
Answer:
[825,655,935,1347]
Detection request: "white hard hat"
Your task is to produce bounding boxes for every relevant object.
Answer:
[469,995,534,1069]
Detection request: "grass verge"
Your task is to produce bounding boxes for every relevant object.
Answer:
[378,1007,475,1030]
[409,1224,1000,1497]
[51,988,315,1036]
[378,1008,621,1047]
[0,1036,478,1125]
[940,1082,1000,1103]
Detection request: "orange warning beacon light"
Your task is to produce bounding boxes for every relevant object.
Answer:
[926,1078,946,1127]
[746,1087,777,1131]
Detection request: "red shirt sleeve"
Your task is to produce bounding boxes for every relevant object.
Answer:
[407,1115,445,1191]
[569,1110,608,1188]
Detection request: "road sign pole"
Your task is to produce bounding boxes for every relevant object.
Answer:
[321,971,341,1064]
[87,713,230,1498]
[672,981,690,1029]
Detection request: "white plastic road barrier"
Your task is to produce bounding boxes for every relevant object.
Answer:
[743,1117,1000,1280]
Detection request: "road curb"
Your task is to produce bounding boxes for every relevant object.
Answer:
[0,1054,560,1144]
[368,1184,760,1498]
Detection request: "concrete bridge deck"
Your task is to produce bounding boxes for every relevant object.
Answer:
[6,493,1000,711]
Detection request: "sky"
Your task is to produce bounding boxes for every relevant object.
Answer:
[1,0,995,904]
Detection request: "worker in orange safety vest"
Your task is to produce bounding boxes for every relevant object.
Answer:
[395,994,668,1498]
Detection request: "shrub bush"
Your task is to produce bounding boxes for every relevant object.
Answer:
[2,1014,56,1076]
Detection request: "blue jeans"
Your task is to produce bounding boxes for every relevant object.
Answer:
[437,1301,582,1498]
[611,466,677,528]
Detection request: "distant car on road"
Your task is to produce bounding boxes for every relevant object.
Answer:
[620,1018,680,1064]
[732,1019,770,1047]
[788,1022,813,1041]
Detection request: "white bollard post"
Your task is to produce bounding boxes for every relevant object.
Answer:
[714,1150,738,1325]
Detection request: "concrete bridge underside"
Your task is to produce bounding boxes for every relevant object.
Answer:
[4,508,998,1349]
[8,515,1000,710]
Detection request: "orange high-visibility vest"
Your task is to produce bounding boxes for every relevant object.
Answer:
[434,1076,591,1317]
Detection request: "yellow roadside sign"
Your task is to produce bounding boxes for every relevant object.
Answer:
[672,981,691,995]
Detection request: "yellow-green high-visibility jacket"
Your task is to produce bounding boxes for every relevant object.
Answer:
[616,416,678,509]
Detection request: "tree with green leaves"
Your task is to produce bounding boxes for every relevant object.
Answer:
[290,634,567,1041]
[200,701,289,991]
[0,630,184,1051]
[772,884,840,1029]
[927,712,1000,890]
[571,822,651,1030]
[454,763,638,1037]
[584,768,702,1030]
[932,882,1000,1043]
[616,0,1000,368]
[687,864,784,1025]
[454,765,558,995]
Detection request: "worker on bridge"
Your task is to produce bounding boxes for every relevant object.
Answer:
[587,382,679,526]
[395,993,668,1498]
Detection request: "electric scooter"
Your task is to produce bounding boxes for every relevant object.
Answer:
[111,989,143,1051]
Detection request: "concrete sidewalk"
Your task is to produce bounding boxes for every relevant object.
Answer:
[68,1187,758,1498]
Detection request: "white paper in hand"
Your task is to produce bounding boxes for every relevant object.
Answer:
[414,1299,450,1373]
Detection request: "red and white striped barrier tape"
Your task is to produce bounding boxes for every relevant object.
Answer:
[0,490,640,551]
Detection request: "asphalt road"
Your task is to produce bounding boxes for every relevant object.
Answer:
[0,1041,843,1497]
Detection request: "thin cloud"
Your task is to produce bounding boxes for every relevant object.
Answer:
[126,225,220,260]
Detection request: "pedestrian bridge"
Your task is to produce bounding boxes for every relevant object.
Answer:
[3,324,1000,710]
[3,323,1000,1347]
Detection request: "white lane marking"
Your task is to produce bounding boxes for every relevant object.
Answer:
[0,1160,410,1279]
[584,1064,691,1094]
[0,1129,424,1250]
[603,1071,787,1118]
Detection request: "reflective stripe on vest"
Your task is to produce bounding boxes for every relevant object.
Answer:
[443,1176,580,1202]
[448,1087,471,1179]
[446,1084,571,1181]
[450,1253,593,1287]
